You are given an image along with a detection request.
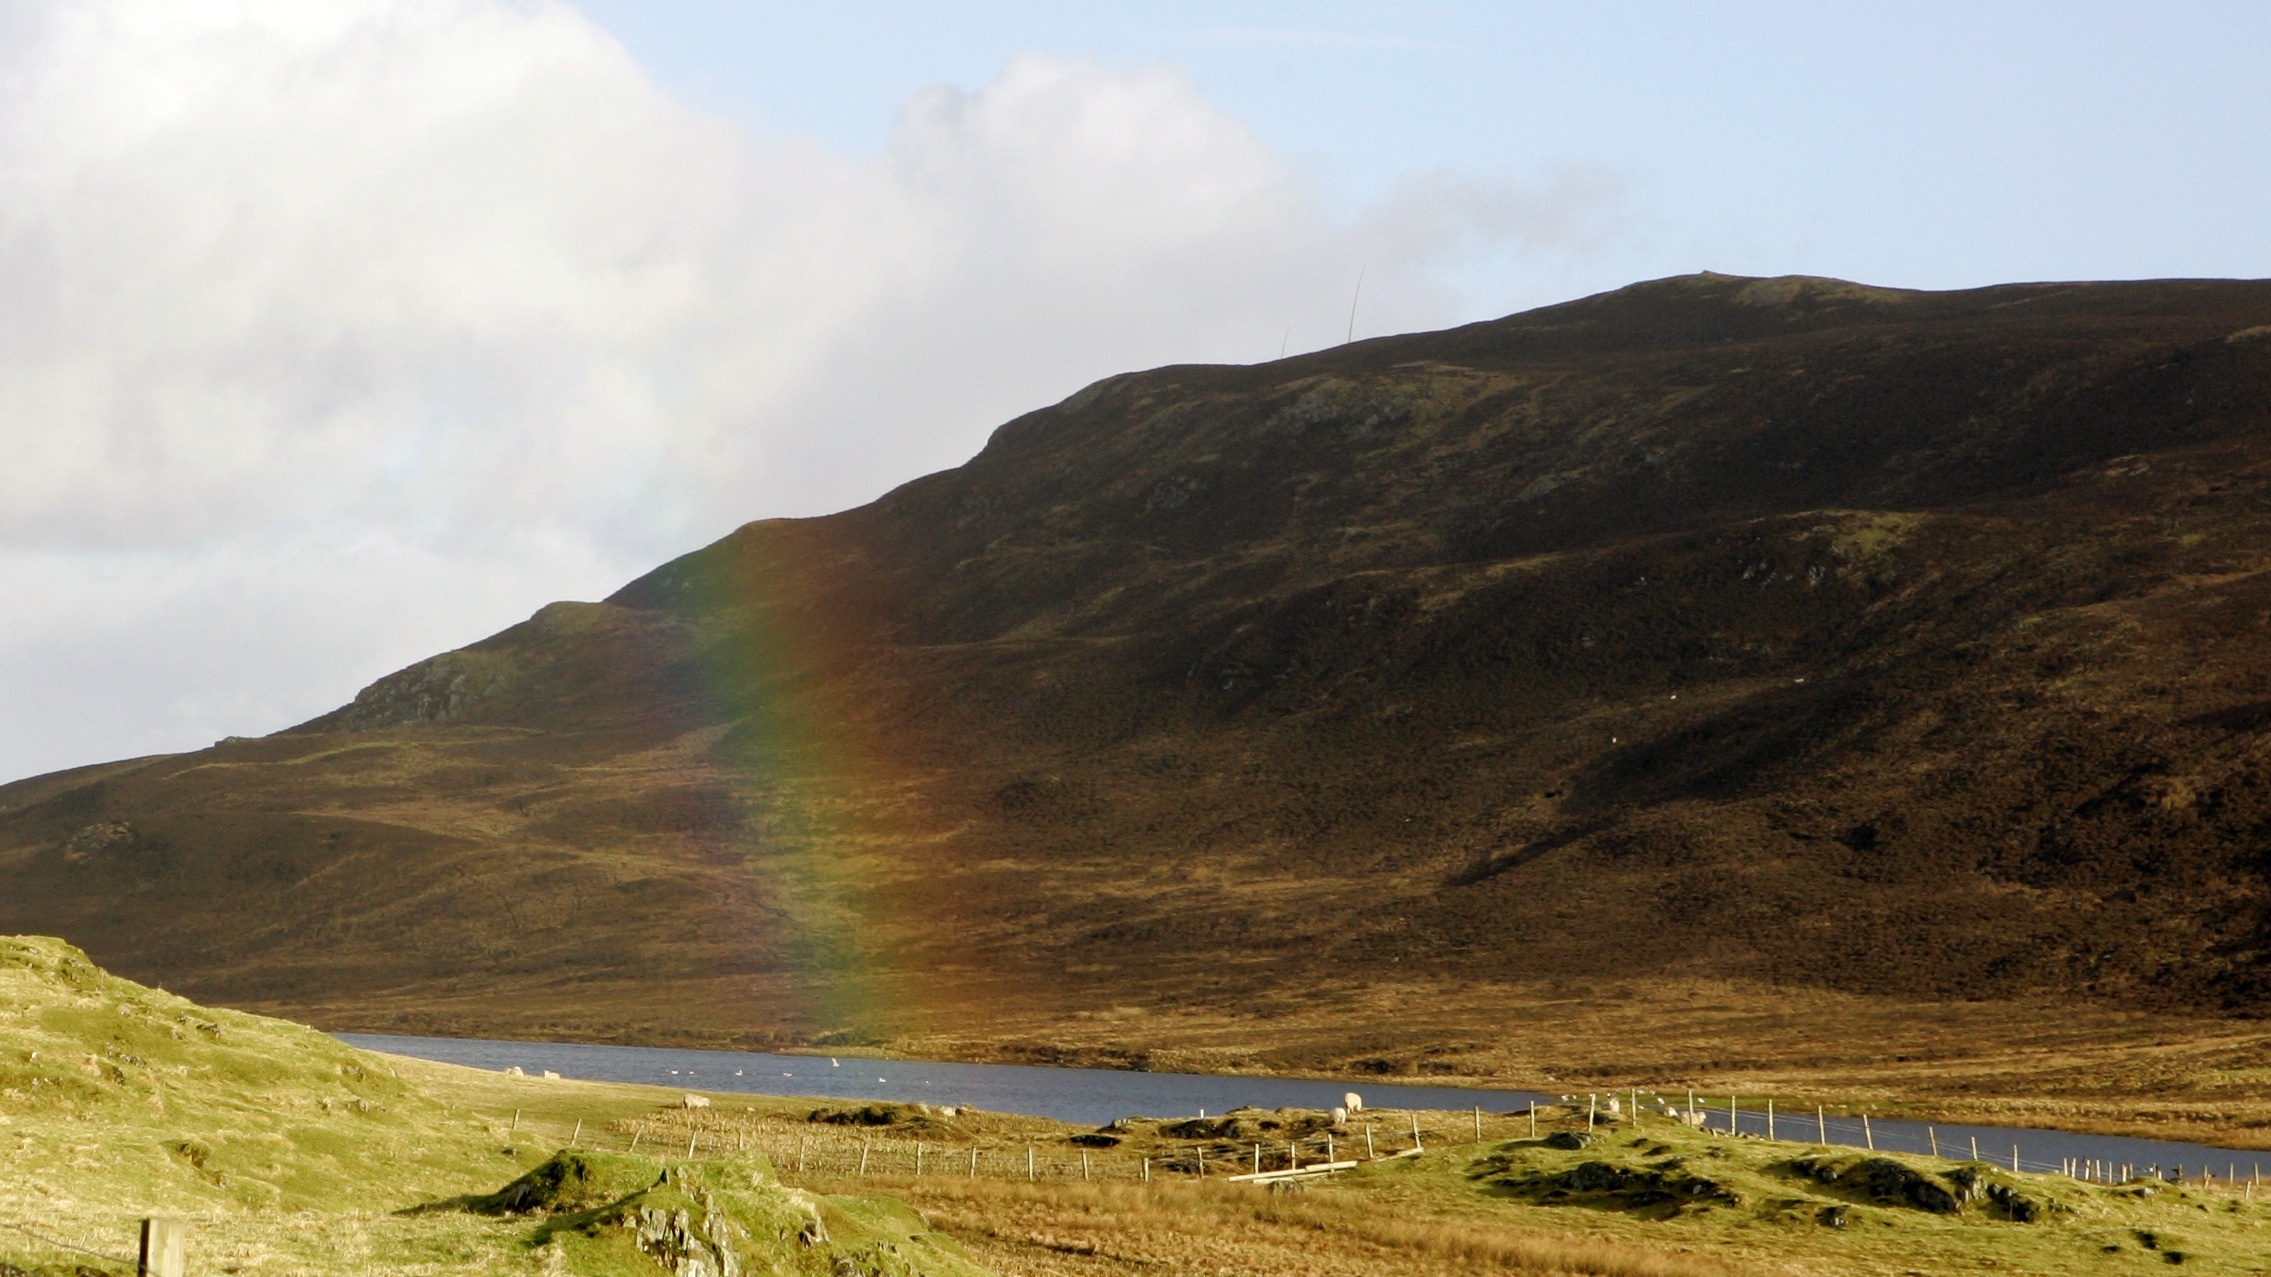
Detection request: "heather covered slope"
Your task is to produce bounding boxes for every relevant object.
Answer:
[10,273,2271,1098]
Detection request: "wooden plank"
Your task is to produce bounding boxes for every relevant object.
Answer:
[1224,1159,1362,1183]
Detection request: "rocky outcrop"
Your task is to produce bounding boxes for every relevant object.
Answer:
[306,651,518,731]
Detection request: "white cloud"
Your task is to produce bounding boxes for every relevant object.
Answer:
[0,0,1617,783]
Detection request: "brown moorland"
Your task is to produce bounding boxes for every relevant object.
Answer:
[11,273,2271,1139]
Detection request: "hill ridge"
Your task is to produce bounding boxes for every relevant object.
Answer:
[9,273,2271,1106]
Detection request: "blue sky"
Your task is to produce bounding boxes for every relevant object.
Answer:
[576,0,2271,308]
[3,0,2268,782]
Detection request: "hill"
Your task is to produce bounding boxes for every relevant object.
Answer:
[10,273,2271,1126]
[0,934,986,1276]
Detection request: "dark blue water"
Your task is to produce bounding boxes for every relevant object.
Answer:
[338,1032,1527,1125]
[340,1032,2271,1182]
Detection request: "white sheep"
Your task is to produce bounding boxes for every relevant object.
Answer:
[682,1094,711,1109]
[1343,1092,1364,1114]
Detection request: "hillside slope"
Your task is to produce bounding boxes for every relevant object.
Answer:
[10,272,2271,1094]
[0,935,987,1277]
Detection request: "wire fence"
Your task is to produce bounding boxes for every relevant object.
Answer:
[15,1094,2264,1273]
[0,1215,138,1273]
[1563,1090,2271,1194]
[568,1105,1436,1183]
[517,1094,2271,1196]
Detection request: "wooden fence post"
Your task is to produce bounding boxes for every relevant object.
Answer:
[139,1218,187,1277]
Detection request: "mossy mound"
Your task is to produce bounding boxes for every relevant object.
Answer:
[1785,1153,2050,1221]
[473,1151,667,1216]
[466,1152,983,1277]
[1473,1142,1737,1216]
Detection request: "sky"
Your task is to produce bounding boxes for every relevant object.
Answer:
[3,0,2269,784]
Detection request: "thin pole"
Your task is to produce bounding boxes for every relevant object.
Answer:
[1970,1137,1979,1163]
[570,1119,581,1146]
[1025,1146,1032,1181]
[1366,1125,1376,1158]
[918,1144,925,1176]
[631,1129,642,1153]
[797,1137,806,1172]
[970,1147,979,1178]
[1928,1127,1939,1159]
[1411,1114,1423,1151]
[1474,1106,1483,1142]
[1766,1100,1774,1141]
[2012,1145,2020,1173]
[1528,1103,1536,1139]
[858,1144,868,1176]
[1345,266,1366,345]
[510,1110,520,1133]
[1254,1143,1262,1174]
[1818,1106,1826,1144]
[1588,1095,1597,1131]
[1729,1097,1737,1137]
[687,1132,698,1158]
[1863,1115,1874,1151]
[1143,1156,1150,1183]
[1082,1152,1091,1181]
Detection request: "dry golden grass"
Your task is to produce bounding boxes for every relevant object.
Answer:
[800,1177,1748,1277]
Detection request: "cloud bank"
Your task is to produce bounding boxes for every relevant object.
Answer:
[0,0,1615,782]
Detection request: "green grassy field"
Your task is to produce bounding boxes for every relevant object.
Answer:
[0,935,984,1277]
[9,931,2271,1276]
